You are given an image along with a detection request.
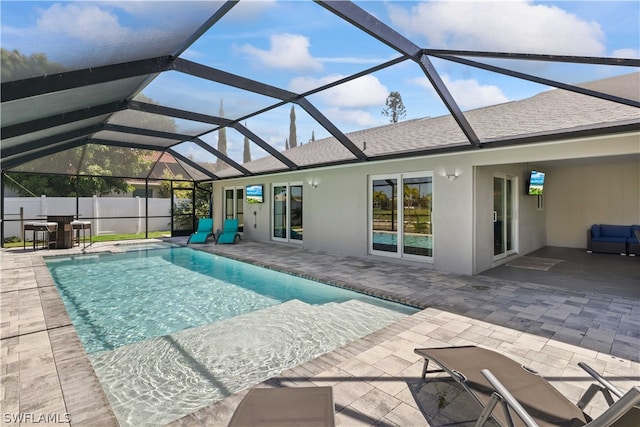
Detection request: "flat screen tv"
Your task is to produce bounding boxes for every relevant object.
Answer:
[246,184,264,203]
[528,170,545,196]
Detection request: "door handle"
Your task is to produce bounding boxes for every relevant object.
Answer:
[493,211,497,222]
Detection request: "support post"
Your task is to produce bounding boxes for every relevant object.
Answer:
[145,180,149,239]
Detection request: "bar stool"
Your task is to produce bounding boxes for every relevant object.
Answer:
[71,221,92,248]
[23,222,35,250]
[30,222,58,250]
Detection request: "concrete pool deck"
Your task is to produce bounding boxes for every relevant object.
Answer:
[1,239,638,426]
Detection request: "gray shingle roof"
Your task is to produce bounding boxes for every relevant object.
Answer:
[218,72,639,176]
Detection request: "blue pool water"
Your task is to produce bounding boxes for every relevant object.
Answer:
[46,243,416,354]
[45,242,419,426]
[373,231,432,248]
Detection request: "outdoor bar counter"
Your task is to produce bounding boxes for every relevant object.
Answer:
[47,215,74,249]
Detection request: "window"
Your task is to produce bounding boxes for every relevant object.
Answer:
[133,188,152,198]
[223,187,244,233]
[369,172,433,260]
[272,182,303,242]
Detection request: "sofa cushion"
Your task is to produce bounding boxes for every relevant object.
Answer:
[632,225,640,242]
[599,224,631,238]
[590,224,601,238]
[592,236,628,243]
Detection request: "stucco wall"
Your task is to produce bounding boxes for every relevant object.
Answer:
[545,156,640,248]
[473,164,547,274]
[214,156,478,274]
[212,131,639,276]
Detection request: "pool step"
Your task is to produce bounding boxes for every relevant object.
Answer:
[89,298,407,427]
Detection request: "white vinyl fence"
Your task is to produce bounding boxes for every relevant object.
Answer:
[3,196,175,239]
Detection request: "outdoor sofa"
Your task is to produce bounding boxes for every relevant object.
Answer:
[587,224,640,256]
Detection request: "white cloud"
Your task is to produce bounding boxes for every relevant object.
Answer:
[388,0,606,56]
[316,56,386,65]
[290,74,389,108]
[410,75,509,110]
[612,48,639,59]
[289,74,389,128]
[223,0,278,22]
[238,33,322,72]
[323,107,383,128]
[36,3,128,41]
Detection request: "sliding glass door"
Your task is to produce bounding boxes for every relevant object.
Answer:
[402,176,433,257]
[493,174,517,260]
[223,187,244,233]
[370,172,433,260]
[371,177,398,253]
[272,182,303,242]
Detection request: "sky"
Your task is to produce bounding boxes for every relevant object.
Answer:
[2,0,639,166]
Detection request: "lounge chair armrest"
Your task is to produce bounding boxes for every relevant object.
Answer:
[584,386,640,427]
[480,369,539,427]
[578,362,624,398]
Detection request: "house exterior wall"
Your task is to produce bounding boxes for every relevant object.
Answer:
[473,163,547,275]
[545,156,640,248]
[214,156,478,274]
[212,131,639,276]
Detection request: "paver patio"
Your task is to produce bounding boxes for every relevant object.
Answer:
[1,239,638,426]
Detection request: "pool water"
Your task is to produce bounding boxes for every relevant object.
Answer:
[373,231,432,249]
[46,243,418,426]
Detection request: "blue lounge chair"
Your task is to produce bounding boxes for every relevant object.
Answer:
[215,219,240,244]
[187,218,213,244]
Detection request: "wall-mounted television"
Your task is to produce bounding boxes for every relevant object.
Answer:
[246,184,264,203]
[527,170,545,196]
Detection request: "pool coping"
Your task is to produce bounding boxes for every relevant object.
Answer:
[2,239,638,426]
[1,240,428,427]
[1,245,119,426]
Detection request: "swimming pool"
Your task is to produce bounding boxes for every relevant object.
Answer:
[373,231,432,249]
[46,243,418,426]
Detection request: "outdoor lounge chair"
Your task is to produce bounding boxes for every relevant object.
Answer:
[187,218,213,244]
[414,346,640,427]
[215,218,240,244]
[227,386,335,426]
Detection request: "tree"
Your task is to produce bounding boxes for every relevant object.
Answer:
[373,191,390,210]
[381,91,407,123]
[167,178,211,230]
[404,185,420,209]
[117,93,177,133]
[2,48,176,196]
[5,145,154,197]
[243,122,252,163]
[158,169,188,198]
[289,105,297,148]
[1,48,67,81]
[217,100,228,169]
